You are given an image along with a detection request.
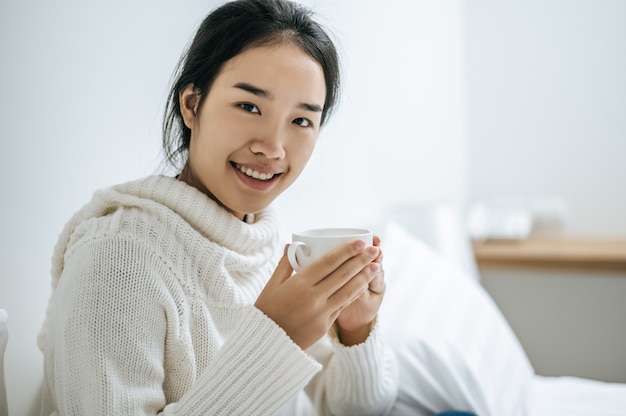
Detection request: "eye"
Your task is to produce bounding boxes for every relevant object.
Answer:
[293,117,312,128]
[239,103,260,114]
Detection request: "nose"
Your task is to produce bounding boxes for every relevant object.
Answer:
[249,121,287,159]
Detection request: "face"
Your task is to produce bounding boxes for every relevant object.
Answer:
[179,42,326,220]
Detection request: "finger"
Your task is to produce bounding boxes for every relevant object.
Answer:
[374,249,383,264]
[368,269,386,294]
[326,260,380,310]
[373,236,383,263]
[315,245,379,293]
[302,239,368,285]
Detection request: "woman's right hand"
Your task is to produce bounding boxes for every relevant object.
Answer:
[255,240,380,350]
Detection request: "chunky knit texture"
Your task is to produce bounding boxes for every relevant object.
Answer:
[38,176,398,415]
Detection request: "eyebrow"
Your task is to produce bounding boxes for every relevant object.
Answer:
[234,82,269,98]
[233,82,323,113]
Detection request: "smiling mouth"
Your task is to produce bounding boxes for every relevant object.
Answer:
[233,163,281,181]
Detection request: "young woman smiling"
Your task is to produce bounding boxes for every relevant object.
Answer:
[38,1,397,415]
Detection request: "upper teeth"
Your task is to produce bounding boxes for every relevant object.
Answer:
[236,164,275,181]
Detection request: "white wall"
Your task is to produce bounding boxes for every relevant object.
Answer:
[276,0,469,235]
[465,0,626,237]
[0,1,468,414]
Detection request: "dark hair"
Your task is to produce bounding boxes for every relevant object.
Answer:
[162,0,341,170]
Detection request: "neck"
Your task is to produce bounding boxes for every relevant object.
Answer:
[177,164,248,222]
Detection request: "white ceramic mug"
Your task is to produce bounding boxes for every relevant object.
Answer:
[287,227,373,272]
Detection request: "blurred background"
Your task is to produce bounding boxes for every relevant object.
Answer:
[1,0,625,414]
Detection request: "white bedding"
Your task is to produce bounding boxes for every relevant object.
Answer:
[379,221,626,416]
[530,375,626,416]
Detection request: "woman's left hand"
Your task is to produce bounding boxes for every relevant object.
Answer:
[335,235,386,346]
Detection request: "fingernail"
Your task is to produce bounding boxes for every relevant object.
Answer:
[354,240,366,251]
[367,247,379,258]
[369,263,380,274]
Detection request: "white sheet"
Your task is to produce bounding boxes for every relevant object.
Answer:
[530,375,626,416]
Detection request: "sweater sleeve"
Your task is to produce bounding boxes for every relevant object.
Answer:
[46,236,321,415]
[305,321,399,416]
[171,305,322,415]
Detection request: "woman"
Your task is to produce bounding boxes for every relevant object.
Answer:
[38,0,398,414]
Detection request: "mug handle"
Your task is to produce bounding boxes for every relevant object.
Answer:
[287,241,309,272]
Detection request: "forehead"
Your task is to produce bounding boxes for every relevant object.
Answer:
[215,42,326,102]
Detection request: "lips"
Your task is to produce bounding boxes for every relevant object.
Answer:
[231,162,284,191]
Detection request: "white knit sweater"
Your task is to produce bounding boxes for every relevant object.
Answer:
[38,176,398,415]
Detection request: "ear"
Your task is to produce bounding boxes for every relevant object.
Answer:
[179,84,200,129]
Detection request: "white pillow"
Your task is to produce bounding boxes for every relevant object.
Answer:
[378,222,534,416]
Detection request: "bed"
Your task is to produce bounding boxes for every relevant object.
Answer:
[377,215,626,415]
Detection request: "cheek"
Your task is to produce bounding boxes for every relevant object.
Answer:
[212,113,255,148]
[190,119,246,158]
[188,130,212,164]
[288,138,317,171]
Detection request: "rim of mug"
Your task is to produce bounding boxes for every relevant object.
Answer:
[293,227,372,238]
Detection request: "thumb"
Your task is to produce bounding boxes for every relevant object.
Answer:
[271,245,294,284]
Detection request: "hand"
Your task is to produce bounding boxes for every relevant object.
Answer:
[255,240,380,350]
[335,235,386,346]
